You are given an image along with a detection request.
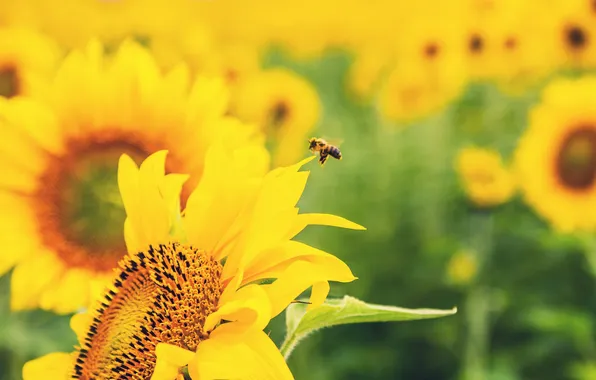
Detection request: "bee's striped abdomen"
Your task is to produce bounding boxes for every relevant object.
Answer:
[328,146,342,160]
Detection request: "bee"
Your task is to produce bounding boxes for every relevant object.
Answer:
[308,137,342,165]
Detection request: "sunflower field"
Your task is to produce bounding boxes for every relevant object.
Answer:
[3,0,596,379]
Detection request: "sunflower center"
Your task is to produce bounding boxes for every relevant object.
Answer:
[504,36,517,50]
[469,34,484,54]
[73,242,223,379]
[565,25,588,50]
[270,101,290,127]
[555,127,596,190]
[36,130,160,272]
[423,42,440,59]
[0,66,19,98]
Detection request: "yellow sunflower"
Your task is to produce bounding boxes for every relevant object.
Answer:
[461,0,552,91]
[378,2,468,123]
[22,148,364,379]
[0,27,60,98]
[515,76,596,232]
[456,147,516,208]
[0,39,265,314]
[232,68,321,167]
[536,0,596,70]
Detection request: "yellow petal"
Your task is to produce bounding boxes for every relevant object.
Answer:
[39,267,91,314]
[138,150,171,243]
[184,144,263,256]
[287,213,366,239]
[204,284,271,334]
[0,194,41,275]
[22,352,73,380]
[151,343,195,380]
[261,260,356,318]
[189,327,293,380]
[309,281,331,311]
[222,166,312,280]
[70,312,93,345]
[10,251,64,311]
[118,154,145,250]
[242,240,355,286]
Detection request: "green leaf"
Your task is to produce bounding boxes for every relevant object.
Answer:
[280,295,457,359]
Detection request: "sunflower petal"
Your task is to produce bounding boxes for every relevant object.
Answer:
[260,260,356,318]
[151,343,195,380]
[138,150,171,243]
[10,251,64,311]
[287,213,366,239]
[118,154,146,250]
[22,352,73,380]
[189,327,293,380]
[204,284,271,334]
[70,312,93,345]
[242,240,355,286]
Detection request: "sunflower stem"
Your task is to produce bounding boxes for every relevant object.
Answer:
[462,211,493,380]
[279,331,302,361]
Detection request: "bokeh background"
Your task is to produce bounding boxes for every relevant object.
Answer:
[3,0,596,379]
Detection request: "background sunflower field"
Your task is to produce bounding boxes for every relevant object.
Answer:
[3,0,596,379]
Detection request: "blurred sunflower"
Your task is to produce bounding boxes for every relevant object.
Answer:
[24,0,192,49]
[462,0,551,91]
[447,249,478,286]
[347,46,394,102]
[23,148,364,379]
[0,27,60,98]
[232,68,321,166]
[515,76,596,232]
[378,3,467,123]
[456,147,516,208]
[0,39,265,314]
[538,0,596,70]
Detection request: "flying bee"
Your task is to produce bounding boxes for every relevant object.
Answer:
[308,137,342,166]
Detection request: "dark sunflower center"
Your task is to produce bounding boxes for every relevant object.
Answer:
[504,36,517,50]
[271,101,290,126]
[36,130,161,272]
[73,242,223,379]
[555,127,596,190]
[566,25,588,50]
[0,66,19,98]
[423,42,440,59]
[469,34,484,53]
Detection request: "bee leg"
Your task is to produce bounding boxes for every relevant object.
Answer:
[319,154,328,166]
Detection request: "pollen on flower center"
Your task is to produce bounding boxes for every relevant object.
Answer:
[73,242,223,379]
[35,129,170,272]
[555,126,596,190]
[0,65,19,97]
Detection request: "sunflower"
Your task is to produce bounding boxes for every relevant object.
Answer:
[232,68,321,167]
[536,0,596,70]
[22,148,364,379]
[378,2,468,123]
[515,76,596,232]
[456,147,516,208]
[461,0,552,90]
[0,27,60,98]
[0,39,265,314]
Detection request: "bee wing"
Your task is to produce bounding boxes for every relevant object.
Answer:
[320,136,344,146]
